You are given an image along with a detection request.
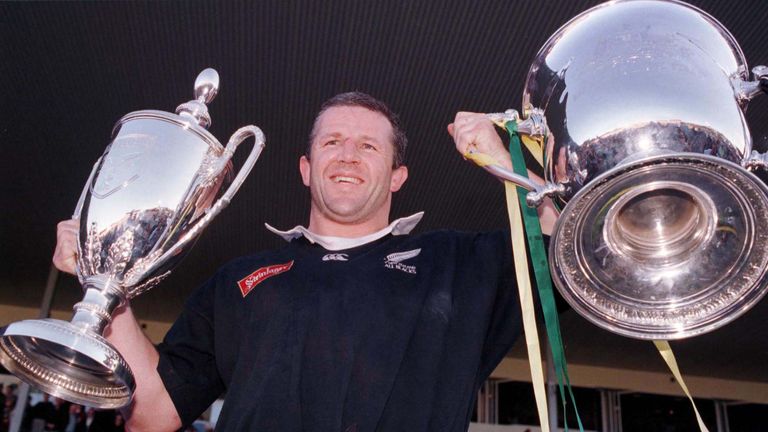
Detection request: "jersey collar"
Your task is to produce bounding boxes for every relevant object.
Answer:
[265,212,424,251]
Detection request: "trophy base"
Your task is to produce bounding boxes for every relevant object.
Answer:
[0,319,134,409]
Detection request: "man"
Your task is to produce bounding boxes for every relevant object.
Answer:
[28,393,56,431]
[54,92,554,431]
[1,384,16,432]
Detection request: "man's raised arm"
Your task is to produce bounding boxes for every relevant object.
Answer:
[53,220,182,432]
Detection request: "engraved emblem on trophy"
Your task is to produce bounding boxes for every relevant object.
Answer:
[0,68,265,408]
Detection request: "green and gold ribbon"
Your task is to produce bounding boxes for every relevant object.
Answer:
[504,121,583,431]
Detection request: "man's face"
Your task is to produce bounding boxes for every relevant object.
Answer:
[300,105,408,228]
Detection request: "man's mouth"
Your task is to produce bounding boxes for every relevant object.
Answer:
[330,175,362,185]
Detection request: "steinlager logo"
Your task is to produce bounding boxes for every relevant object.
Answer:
[237,261,294,297]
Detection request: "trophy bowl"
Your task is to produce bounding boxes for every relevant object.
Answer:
[481,0,768,339]
[0,69,265,408]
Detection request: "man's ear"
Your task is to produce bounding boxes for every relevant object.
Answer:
[299,155,311,187]
[390,165,408,192]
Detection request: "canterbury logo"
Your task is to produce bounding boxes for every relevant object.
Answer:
[237,261,294,297]
[322,253,349,261]
[384,248,420,274]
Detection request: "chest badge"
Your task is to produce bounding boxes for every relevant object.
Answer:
[238,261,294,297]
[384,248,421,274]
[322,253,349,261]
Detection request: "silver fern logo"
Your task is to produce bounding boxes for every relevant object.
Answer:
[384,248,421,274]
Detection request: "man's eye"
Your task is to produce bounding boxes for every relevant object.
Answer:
[324,140,338,146]
[361,143,376,151]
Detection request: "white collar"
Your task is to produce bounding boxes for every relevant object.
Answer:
[265,212,424,251]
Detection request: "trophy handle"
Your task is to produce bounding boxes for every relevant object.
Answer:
[215,125,267,205]
[464,110,565,207]
[741,66,768,171]
[735,65,768,102]
[144,126,266,276]
[474,160,564,207]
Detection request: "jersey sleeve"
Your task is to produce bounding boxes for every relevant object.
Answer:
[155,273,225,427]
[476,230,523,382]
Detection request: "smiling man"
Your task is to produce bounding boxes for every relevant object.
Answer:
[299,96,408,236]
[52,92,546,432]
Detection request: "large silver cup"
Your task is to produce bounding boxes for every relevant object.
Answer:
[0,69,265,408]
[480,0,768,339]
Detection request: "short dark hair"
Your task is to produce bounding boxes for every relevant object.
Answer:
[307,92,407,168]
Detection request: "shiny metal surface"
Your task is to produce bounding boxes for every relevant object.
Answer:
[194,68,219,104]
[0,69,265,407]
[551,154,768,339]
[525,0,759,202]
[176,68,219,128]
[0,319,133,408]
[480,161,565,207]
[480,0,768,339]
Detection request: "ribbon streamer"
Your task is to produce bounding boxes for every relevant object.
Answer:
[474,118,708,432]
[654,340,710,432]
[504,121,583,432]
[503,180,551,432]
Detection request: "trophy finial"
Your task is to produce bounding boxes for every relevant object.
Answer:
[194,68,219,104]
[176,68,219,129]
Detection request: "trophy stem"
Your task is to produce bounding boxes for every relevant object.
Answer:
[71,277,124,335]
[0,274,135,408]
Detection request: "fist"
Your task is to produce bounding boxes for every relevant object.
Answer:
[447,112,512,170]
[53,219,79,275]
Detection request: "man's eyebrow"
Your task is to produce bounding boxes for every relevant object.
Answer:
[316,132,381,143]
[358,134,381,143]
[317,132,342,139]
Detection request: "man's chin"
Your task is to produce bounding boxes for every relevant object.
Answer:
[327,208,367,223]
[323,203,376,224]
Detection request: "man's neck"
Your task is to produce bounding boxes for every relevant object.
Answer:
[307,212,390,238]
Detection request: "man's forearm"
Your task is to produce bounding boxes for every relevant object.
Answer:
[105,305,181,432]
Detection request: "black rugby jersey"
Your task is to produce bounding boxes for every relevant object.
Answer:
[156,229,520,431]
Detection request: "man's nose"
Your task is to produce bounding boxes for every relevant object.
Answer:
[338,140,360,163]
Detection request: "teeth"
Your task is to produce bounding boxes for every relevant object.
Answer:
[332,176,361,184]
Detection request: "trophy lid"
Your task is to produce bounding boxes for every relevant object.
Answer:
[175,68,220,129]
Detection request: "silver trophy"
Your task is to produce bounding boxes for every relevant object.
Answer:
[479,0,768,339]
[0,69,265,408]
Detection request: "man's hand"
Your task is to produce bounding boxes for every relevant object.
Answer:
[448,111,559,235]
[447,111,513,171]
[53,219,79,275]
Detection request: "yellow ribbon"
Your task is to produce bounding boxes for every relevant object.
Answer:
[521,135,544,167]
[505,180,551,432]
[467,130,551,430]
[463,151,499,167]
[653,340,710,432]
[463,137,543,168]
